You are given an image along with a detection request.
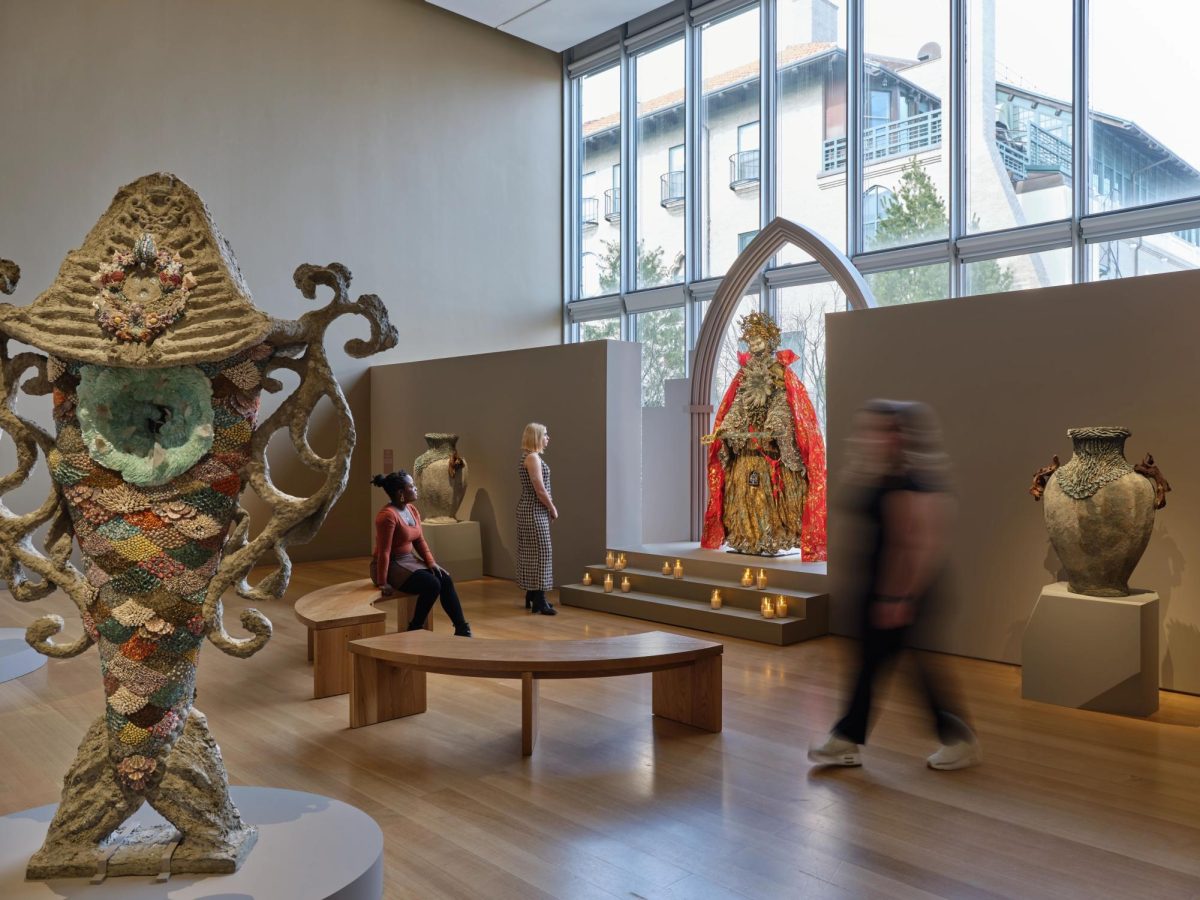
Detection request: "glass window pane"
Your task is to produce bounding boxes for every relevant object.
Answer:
[963,248,1071,295]
[865,263,949,306]
[578,318,621,341]
[700,5,762,279]
[635,307,686,406]
[1087,228,1200,281]
[1089,1,1200,213]
[579,65,621,298]
[635,38,686,290]
[862,0,949,250]
[776,282,847,434]
[710,293,760,408]
[968,0,1072,233]
[777,0,847,264]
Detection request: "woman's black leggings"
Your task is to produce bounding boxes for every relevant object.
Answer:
[393,567,467,629]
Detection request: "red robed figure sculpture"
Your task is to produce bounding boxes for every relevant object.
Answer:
[702,311,826,560]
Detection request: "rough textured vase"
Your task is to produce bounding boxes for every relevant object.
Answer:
[1043,427,1156,597]
[413,433,467,523]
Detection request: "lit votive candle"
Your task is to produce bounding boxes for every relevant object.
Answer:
[756,568,768,590]
[582,572,592,586]
[603,573,614,593]
[672,560,684,579]
[620,576,632,593]
[605,550,615,569]
[760,596,775,619]
[710,589,723,609]
[661,560,672,576]
[741,567,754,587]
[775,595,788,617]
[616,553,627,571]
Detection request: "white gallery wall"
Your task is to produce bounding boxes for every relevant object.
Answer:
[370,341,643,587]
[827,268,1200,694]
[0,0,562,564]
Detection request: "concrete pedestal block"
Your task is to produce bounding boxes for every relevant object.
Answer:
[422,521,482,582]
[1022,582,1159,717]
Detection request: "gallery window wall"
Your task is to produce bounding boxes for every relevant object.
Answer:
[565,0,1200,415]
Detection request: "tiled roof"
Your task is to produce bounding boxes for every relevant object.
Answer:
[582,41,839,137]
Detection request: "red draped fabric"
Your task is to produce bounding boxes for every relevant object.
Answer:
[701,349,827,561]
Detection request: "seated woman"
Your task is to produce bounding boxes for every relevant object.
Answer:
[370,470,471,637]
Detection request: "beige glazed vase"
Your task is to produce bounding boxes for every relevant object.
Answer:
[413,432,468,523]
[1035,427,1169,597]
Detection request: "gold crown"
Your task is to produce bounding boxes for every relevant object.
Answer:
[738,310,781,349]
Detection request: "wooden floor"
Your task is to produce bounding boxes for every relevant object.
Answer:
[3,558,1200,899]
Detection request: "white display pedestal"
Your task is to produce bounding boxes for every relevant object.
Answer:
[0,628,46,683]
[1022,582,1159,717]
[0,787,382,899]
[423,520,482,581]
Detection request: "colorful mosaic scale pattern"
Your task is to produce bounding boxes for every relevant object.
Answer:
[47,343,271,791]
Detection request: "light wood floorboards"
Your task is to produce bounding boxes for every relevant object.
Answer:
[3,558,1199,899]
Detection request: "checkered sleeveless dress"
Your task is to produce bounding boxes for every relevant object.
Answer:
[517,450,553,591]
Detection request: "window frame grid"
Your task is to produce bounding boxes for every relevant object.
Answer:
[564,0,1200,349]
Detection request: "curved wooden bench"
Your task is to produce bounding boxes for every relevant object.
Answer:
[347,631,723,755]
[294,578,430,699]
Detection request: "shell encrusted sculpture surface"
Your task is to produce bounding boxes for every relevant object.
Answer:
[0,173,396,879]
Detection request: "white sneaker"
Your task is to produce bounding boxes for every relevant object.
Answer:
[807,732,862,767]
[927,735,982,770]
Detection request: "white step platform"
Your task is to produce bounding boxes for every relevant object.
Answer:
[0,787,383,899]
[560,544,829,646]
[0,628,46,683]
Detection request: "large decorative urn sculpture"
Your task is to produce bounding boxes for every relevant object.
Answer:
[1030,427,1170,597]
[0,173,396,878]
[413,432,468,523]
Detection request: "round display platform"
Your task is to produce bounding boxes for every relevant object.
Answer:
[0,629,46,683]
[0,787,382,899]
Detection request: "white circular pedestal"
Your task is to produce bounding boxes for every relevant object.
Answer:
[0,787,382,899]
[0,628,46,683]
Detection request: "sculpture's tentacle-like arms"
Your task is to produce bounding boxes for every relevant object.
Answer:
[203,263,397,658]
[0,261,93,658]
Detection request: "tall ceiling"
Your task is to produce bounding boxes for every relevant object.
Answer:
[426,0,668,52]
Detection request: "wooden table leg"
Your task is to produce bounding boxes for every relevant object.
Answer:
[313,621,386,699]
[521,672,538,756]
[350,655,427,728]
[652,655,722,733]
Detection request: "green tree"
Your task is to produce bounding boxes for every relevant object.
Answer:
[868,159,1012,305]
[597,239,686,406]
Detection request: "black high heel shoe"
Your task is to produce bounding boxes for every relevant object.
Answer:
[525,590,535,610]
[530,592,557,616]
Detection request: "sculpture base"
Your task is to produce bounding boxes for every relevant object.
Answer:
[1022,582,1159,717]
[0,629,46,683]
[2,788,382,899]
[723,548,801,559]
[422,520,482,581]
[25,823,256,880]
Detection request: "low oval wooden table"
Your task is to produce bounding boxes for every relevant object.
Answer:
[294,579,430,699]
[347,630,724,755]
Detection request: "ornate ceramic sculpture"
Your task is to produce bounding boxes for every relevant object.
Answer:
[701,311,826,559]
[0,173,396,879]
[413,432,467,523]
[1029,427,1170,597]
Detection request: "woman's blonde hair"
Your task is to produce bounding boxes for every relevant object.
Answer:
[521,422,547,453]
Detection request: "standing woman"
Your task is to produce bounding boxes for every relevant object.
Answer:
[517,422,558,615]
[370,470,472,636]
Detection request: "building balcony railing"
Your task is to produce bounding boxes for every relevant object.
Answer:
[660,170,685,208]
[997,122,1072,183]
[729,149,760,190]
[822,108,943,173]
[581,196,599,227]
[604,188,621,222]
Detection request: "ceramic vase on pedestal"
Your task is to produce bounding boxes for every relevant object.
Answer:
[1030,426,1171,597]
[413,433,468,523]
